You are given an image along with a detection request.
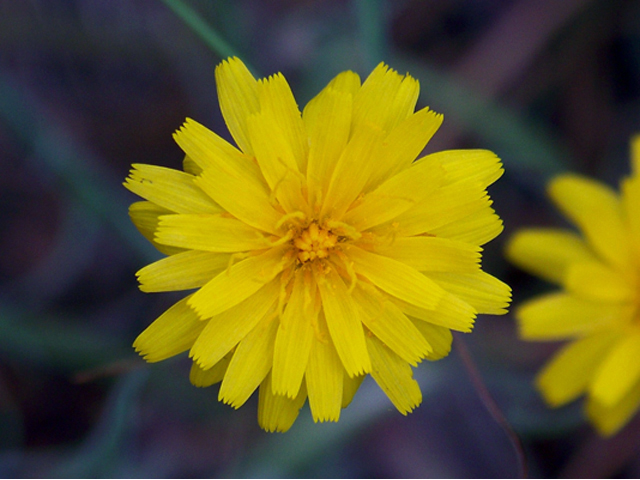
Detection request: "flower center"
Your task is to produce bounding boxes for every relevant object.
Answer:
[293,222,338,263]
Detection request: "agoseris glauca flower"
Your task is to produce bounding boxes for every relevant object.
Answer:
[507,135,640,436]
[125,57,511,432]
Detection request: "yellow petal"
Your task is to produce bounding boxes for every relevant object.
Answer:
[392,290,476,332]
[303,70,359,207]
[305,313,344,422]
[363,107,443,191]
[366,335,422,415]
[343,154,445,231]
[137,250,230,293]
[564,262,634,302]
[428,206,503,246]
[133,295,204,362]
[428,270,511,315]
[219,311,279,408]
[316,267,371,377]
[174,118,282,235]
[195,171,282,237]
[517,293,629,340]
[258,374,307,432]
[155,213,270,252]
[342,374,365,408]
[385,71,420,128]
[549,175,631,269]
[303,87,353,210]
[189,355,231,387]
[536,332,619,407]
[369,147,504,236]
[354,284,431,366]
[128,201,183,256]
[347,245,446,311]
[215,57,259,154]
[124,164,222,214]
[257,73,308,171]
[247,108,299,181]
[182,155,201,175]
[320,125,385,220]
[590,330,640,407]
[188,245,290,319]
[325,69,361,96]
[272,271,316,398]
[587,379,640,437]
[190,280,279,369]
[411,321,453,361]
[371,236,480,273]
[506,228,596,284]
[176,117,246,172]
[305,71,360,134]
[430,149,504,189]
[632,134,640,175]
[389,182,493,237]
[352,63,418,135]
[246,111,307,214]
[621,175,640,258]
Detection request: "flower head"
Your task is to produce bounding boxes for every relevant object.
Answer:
[125,57,510,432]
[507,135,640,436]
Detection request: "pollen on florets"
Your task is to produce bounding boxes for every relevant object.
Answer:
[293,222,338,263]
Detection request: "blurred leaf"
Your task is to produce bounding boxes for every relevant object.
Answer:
[50,369,148,478]
[232,365,448,478]
[0,74,157,263]
[392,53,571,181]
[7,202,103,309]
[354,0,387,71]
[0,304,132,372]
[0,371,24,450]
[160,0,253,71]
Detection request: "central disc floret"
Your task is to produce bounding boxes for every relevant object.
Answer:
[293,222,338,263]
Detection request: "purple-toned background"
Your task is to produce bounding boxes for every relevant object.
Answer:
[2,0,640,477]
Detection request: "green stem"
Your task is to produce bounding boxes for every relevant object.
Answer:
[0,75,156,263]
[159,0,252,69]
[354,0,387,69]
[455,334,529,478]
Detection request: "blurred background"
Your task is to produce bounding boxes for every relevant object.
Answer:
[2,0,640,477]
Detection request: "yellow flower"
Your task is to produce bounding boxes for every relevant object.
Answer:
[125,57,511,432]
[507,135,640,436]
